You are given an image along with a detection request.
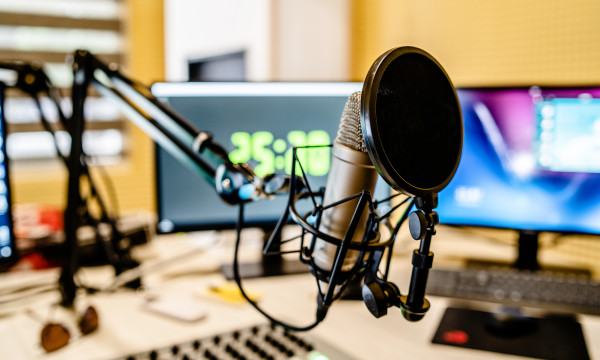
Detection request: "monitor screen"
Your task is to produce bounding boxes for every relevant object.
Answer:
[151,82,391,233]
[437,86,600,234]
[0,82,16,269]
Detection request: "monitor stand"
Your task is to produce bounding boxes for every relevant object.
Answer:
[466,229,591,275]
[220,226,308,280]
[433,229,590,360]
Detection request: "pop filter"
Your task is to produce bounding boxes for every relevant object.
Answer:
[361,47,462,197]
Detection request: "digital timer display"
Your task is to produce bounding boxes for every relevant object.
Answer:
[229,130,330,177]
[151,82,391,232]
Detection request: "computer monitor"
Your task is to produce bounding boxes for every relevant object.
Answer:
[0,82,17,271]
[438,86,600,267]
[151,82,391,234]
[188,50,246,82]
[434,86,600,358]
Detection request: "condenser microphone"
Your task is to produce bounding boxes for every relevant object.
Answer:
[313,92,378,275]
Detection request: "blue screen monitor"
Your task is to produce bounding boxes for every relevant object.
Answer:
[438,86,600,236]
[151,82,391,233]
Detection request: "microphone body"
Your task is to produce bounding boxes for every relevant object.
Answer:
[313,92,379,274]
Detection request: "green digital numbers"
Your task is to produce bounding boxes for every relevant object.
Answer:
[307,131,330,176]
[251,131,275,177]
[229,132,252,164]
[229,130,331,177]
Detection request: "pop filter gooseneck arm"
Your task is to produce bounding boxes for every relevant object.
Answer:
[360,47,463,321]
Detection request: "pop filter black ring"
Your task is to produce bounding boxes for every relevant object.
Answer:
[361,46,463,197]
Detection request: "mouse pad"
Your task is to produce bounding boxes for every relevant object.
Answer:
[432,307,589,360]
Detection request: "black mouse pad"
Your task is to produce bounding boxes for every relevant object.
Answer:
[432,307,589,360]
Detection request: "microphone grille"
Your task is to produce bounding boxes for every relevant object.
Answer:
[335,91,367,153]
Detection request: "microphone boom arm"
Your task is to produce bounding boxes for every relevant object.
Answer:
[71,50,257,203]
[60,50,264,306]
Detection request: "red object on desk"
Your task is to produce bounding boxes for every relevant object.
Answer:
[442,329,470,345]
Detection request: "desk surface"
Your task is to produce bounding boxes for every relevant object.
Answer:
[1,226,600,360]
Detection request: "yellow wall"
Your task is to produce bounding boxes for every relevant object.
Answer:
[351,0,600,86]
[11,0,164,213]
[117,0,164,212]
[14,0,600,213]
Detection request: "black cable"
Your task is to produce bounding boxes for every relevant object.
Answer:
[35,90,122,237]
[33,96,68,165]
[26,66,131,284]
[85,155,120,217]
[232,203,322,332]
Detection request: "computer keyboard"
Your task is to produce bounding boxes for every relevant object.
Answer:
[114,323,358,360]
[427,266,600,315]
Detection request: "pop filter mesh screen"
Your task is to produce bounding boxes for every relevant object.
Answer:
[377,53,461,191]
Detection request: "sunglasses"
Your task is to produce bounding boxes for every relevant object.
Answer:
[34,305,99,352]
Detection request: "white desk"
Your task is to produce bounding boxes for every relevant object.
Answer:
[1,226,599,360]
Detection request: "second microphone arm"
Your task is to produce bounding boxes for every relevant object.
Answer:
[60,50,275,306]
[71,50,261,204]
